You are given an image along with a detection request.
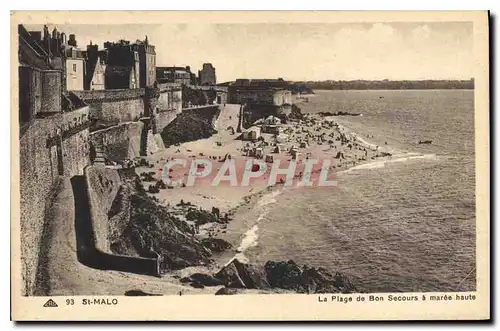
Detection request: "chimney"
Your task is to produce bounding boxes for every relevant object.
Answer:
[68,34,77,47]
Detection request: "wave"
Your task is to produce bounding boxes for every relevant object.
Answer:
[228,189,285,264]
[337,153,438,175]
[257,189,283,207]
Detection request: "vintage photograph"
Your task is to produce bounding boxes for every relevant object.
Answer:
[12,11,489,320]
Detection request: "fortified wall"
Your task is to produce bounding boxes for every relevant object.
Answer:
[74,86,181,134]
[84,165,160,275]
[73,89,147,127]
[89,122,145,162]
[74,87,181,160]
[20,105,90,296]
[157,86,182,133]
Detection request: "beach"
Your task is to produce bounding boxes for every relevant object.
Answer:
[134,102,401,271]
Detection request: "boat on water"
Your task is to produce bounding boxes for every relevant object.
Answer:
[418,140,433,145]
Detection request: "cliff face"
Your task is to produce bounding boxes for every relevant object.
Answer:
[87,167,211,271]
[105,168,213,271]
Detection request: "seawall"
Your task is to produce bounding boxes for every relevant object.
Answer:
[20,107,90,296]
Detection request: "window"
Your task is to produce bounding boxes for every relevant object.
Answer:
[72,64,77,72]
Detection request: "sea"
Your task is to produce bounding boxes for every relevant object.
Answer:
[223,89,476,293]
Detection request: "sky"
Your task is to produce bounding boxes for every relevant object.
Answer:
[26,22,474,82]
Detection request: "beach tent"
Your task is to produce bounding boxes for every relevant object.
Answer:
[276,133,288,144]
[242,126,261,141]
[265,155,274,163]
[255,147,264,159]
[264,115,281,125]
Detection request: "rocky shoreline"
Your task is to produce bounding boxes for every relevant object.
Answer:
[113,105,399,295]
[112,162,360,295]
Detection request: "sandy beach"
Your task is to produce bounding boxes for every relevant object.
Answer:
[132,103,400,269]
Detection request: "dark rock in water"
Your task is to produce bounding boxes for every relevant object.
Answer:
[215,260,246,288]
[265,260,304,291]
[189,273,225,286]
[213,259,357,294]
[191,281,205,289]
[201,238,233,253]
[302,266,357,294]
[124,289,161,296]
[215,259,270,289]
[215,287,239,295]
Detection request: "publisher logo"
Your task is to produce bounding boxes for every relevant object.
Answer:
[43,299,58,308]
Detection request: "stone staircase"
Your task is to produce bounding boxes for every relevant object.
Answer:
[93,139,106,165]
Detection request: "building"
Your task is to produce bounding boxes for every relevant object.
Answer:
[228,85,292,106]
[64,42,86,91]
[229,79,292,127]
[102,37,156,88]
[105,65,138,89]
[27,26,87,91]
[18,24,89,128]
[19,25,62,127]
[156,66,197,85]
[198,63,216,86]
[233,78,289,89]
[84,43,105,90]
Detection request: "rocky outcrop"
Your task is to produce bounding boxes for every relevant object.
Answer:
[182,273,225,287]
[212,259,357,294]
[265,260,357,293]
[160,106,220,147]
[215,259,270,289]
[215,287,239,295]
[108,169,213,271]
[124,289,162,296]
[201,238,232,253]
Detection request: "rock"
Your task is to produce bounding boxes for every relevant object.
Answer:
[190,281,205,289]
[201,238,232,253]
[265,260,304,291]
[189,273,225,287]
[263,260,357,294]
[215,260,246,288]
[215,287,239,295]
[213,258,357,294]
[179,277,192,283]
[302,267,357,294]
[124,289,161,296]
[215,259,270,289]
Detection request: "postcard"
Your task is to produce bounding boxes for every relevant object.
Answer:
[11,10,490,321]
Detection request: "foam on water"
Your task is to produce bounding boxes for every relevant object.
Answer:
[257,189,283,207]
[338,153,438,174]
